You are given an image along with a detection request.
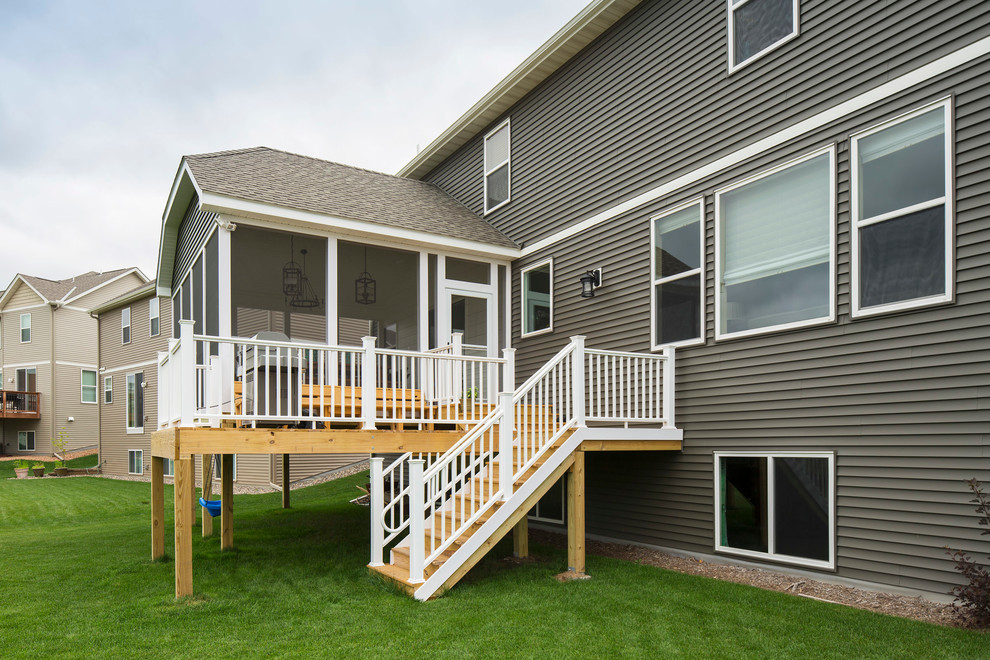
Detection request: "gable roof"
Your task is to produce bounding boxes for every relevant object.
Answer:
[89,281,158,315]
[184,147,517,249]
[0,268,146,309]
[397,0,642,179]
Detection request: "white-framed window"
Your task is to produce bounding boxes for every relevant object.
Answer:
[18,430,35,452]
[528,476,565,523]
[715,451,835,569]
[20,313,31,343]
[728,0,799,72]
[163,458,174,477]
[126,373,144,433]
[850,99,953,317]
[104,376,113,404]
[128,449,144,475]
[484,118,511,214]
[651,199,705,348]
[149,298,160,337]
[715,147,835,340]
[213,454,237,482]
[121,307,131,344]
[81,369,97,404]
[521,258,553,337]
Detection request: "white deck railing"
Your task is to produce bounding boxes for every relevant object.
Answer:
[369,336,677,582]
[158,321,514,430]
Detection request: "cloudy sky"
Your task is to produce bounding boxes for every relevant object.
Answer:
[0,0,588,289]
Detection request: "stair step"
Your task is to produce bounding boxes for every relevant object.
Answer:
[368,563,417,595]
[391,543,454,578]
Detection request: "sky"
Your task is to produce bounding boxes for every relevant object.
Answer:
[0,0,589,289]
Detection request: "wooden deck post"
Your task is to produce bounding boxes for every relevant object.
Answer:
[201,453,214,538]
[281,454,290,509]
[221,453,234,551]
[151,456,165,560]
[513,517,529,558]
[174,457,194,597]
[189,454,198,526]
[567,451,586,575]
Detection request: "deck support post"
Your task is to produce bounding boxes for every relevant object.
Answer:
[221,454,234,551]
[513,517,529,558]
[567,451,586,575]
[281,454,290,509]
[151,456,165,560]
[201,453,214,538]
[174,456,194,598]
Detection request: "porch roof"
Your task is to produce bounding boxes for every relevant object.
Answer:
[183,147,518,249]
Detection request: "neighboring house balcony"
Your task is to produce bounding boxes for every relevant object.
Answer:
[153,320,683,599]
[0,391,41,419]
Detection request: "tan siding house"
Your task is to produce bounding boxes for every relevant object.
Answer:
[0,268,147,455]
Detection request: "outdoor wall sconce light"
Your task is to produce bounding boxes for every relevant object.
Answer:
[355,247,377,305]
[580,268,602,298]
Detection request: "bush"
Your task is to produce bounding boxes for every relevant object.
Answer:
[16,459,30,469]
[945,478,990,628]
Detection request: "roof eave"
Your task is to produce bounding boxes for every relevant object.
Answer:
[0,275,50,308]
[396,0,641,180]
[89,281,158,315]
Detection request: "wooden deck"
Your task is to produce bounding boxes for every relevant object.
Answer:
[0,391,41,419]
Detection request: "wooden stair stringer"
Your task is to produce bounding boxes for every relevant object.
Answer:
[412,427,586,601]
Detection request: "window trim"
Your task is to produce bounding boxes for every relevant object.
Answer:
[125,372,144,434]
[520,257,554,338]
[650,198,706,351]
[483,117,511,215]
[163,458,174,478]
[727,0,800,74]
[713,145,836,342]
[19,313,31,343]
[714,450,836,570]
[104,375,113,404]
[80,369,98,404]
[849,97,954,318]
[128,449,144,475]
[149,298,161,337]
[121,307,131,345]
[213,454,237,482]
[18,430,36,452]
[528,475,565,524]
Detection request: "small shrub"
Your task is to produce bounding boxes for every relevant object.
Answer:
[52,428,69,468]
[32,463,44,469]
[16,459,30,469]
[945,478,990,628]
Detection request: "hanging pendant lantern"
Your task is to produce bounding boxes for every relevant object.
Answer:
[282,237,303,296]
[355,247,376,305]
[290,248,321,309]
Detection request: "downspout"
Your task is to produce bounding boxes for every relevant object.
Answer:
[50,302,57,453]
[91,310,101,469]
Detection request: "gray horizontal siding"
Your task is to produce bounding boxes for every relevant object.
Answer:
[172,199,218,292]
[471,25,990,594]
[425,0,990,249]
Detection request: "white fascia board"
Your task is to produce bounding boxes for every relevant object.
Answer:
[0,276,50,308]
[520,35,990,258]
[199,192,522,261]
[156,162,202,298]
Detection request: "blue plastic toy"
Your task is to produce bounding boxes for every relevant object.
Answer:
[199,497,222,517]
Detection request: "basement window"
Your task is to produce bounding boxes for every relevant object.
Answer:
[128,449,144,475]
[715,451,834,569]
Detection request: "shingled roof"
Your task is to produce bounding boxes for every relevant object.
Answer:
[184,147,517,249]
[19,269,134,303]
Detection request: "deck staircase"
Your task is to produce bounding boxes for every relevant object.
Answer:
[367,336,677,600]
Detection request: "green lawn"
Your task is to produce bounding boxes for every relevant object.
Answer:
[0,474,984,658]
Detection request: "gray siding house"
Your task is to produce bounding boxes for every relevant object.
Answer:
[397,0,990,595]
[153,0,988,598]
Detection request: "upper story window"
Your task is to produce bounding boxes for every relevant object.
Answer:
[122,307,131,344]
[104,375,113,404]
[81,369,97,404]
[484,118,511,213]
[651,200,704,348]
[149,298,160,337]
[715,147,834,340]
[126,372,144,433]
[15,367,36,392]
[20,313,30,343]
[850,99,952,317]
[521,259,553,337]
[728,0,799,72]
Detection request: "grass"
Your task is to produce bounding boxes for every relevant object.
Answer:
[0,474,985,658]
